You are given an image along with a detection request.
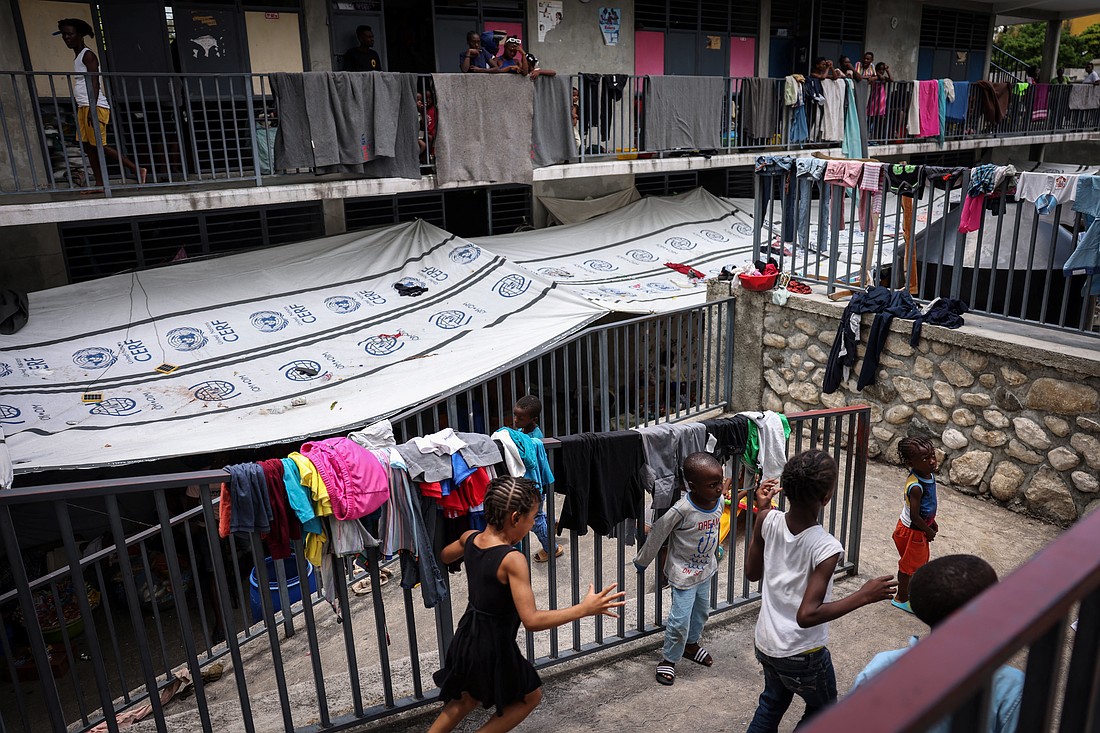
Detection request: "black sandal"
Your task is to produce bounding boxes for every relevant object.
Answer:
[655,662,676,686]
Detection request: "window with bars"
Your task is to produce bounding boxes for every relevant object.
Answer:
[634,0,759,35]
[345,187,531,237]
[920,6,991,51]
[817,0,865,43]
[434,0,524,20]
[59,203,323,283]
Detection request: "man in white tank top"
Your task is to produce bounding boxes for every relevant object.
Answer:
[57,18,145,191]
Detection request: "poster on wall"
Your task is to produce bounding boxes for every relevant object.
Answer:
[599,8,620,46]
[537,1,562,42]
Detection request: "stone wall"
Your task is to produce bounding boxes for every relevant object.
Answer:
[735,289,1100,525]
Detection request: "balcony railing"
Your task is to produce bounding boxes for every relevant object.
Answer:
[1,70,1097,198]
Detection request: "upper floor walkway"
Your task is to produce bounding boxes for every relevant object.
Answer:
[1,70,1097,226]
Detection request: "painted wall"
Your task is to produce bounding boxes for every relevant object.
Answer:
[525,0,634,77]
[244,11,304,74]
[864,0,922,81]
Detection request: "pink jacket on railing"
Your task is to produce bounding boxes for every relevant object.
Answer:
[300,437,389,520]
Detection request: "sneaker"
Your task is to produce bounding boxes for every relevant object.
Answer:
[891,599,914,614]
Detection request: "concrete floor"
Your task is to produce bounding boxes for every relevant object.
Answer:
[113,456,1061,733]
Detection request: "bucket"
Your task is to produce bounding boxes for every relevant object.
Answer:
[249,556,316,622]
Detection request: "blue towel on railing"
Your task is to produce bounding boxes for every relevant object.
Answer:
[946,81,970,121]
[1065,176,1100,277]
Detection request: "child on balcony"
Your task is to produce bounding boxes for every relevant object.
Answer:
[852,554,1023,731]
[745,449,896,732]
[633,452,726,686]
[430,477,624,733]
[892,436,939,614]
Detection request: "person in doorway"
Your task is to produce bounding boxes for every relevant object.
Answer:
[744,449,896,732]
[891,436,939,614]
[429,477,624,733]
[836,55,856,79]
[459,30,499,73]
[633,452,726,686]
[57,18,145,192]
[852,555,1024,733]
[342,25,382,72]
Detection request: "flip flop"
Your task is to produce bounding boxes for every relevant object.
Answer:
[655,663,676,686]
[891,599,914,614]
[534,545,565,563]
[685,644,714,667]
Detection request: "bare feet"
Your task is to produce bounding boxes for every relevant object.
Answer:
[139,168,147,184]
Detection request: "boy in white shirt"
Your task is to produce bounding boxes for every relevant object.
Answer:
[745,449,896,732]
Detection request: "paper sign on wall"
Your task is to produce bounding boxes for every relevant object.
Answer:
[537,1,562,42]
[599,8,620,46]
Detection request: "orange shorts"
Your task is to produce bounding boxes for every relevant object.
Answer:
[893,519,929,575]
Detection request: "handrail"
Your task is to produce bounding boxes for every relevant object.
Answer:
[804,506,1100,732]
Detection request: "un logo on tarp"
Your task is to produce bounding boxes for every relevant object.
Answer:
[429,310,471,330]
[73,347,117,370]
[89,398,140,417]
[627,249,657,262]
[250,311,288,333]
[325,296,360,314]
[191,380,240,401]
[449,244,482,264]
[700,229,729,242]
[359,335,404,356]
[645,282,679,292]
[584,259,616,271]
[0,405,23,424]
[734,222,752,236]
[0,363,11,378]
[665,237,696,250]
[494,274,530,298]
[598,286,629,297]
[282,360,325,381]
[167,327,208,352]
[537,267,574,278]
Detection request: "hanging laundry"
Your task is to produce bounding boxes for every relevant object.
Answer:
[491,427,554,489]
[976,81,1010,125]
[396,432,502,482]
[225,463,273,534]
[740,411,791,481]
[218,483,233,538]
[823,286,904,394]
[1064,176,1100,277]
[300,437,390,521]
[281,457,323,535]
[1016,172,1079,210]
[945,81,970,122]
[700,414,750,466]
[555,431,645,536]
[910,298,968,345]
[906,81,921,136]
[289,451,332,566]
[259,458,301,560]
[821,79,846,142]
[635,422,708,510]
[856,291,921,391]
[918,80,941,138]
[841,79,865,159]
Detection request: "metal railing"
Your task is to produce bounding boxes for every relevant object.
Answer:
[387,298,736,440]
[989,43,1031,84]
[0,401,871,732]
[752,158,1099,336]
[1,69,1097,197]
[804,503,1100,733]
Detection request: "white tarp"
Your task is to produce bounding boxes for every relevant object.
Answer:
[0,221,606,474]
[475,188,757,313]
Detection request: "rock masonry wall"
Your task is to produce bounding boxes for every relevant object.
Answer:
[756,297,1100,525]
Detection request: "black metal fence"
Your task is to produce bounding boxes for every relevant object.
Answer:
[0,404,871,732]
[752,160,1099,336]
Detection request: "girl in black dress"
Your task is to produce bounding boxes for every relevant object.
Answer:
[430,477,625,732]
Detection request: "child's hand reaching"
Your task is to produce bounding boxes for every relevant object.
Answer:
[754,478,781,511]
[580,583,627,619]
[857,575,899,604]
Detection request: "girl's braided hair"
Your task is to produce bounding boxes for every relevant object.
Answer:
[781,449,838,504]
[898,436,935,467]
[483,476,540,530]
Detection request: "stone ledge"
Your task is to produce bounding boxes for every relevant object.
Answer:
[772,291,1100,379]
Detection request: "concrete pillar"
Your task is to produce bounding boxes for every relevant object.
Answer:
[756,1,771,77]
[0,0,48,193]
[321,197,346,235]
[1040,19,1062,82]
[303,0,333,72]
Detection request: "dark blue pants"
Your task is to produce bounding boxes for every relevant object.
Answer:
[746,646,837,733]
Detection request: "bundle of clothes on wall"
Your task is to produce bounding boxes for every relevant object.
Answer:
[213,410,794,616]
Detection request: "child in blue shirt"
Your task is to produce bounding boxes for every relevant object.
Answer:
[511,395,561,562]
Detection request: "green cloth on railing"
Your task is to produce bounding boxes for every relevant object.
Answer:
[1013,82,1030,96]
[841,78,863,159]
[937,81,947,147]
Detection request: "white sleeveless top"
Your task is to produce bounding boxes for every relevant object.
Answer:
[73,47,110,110]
